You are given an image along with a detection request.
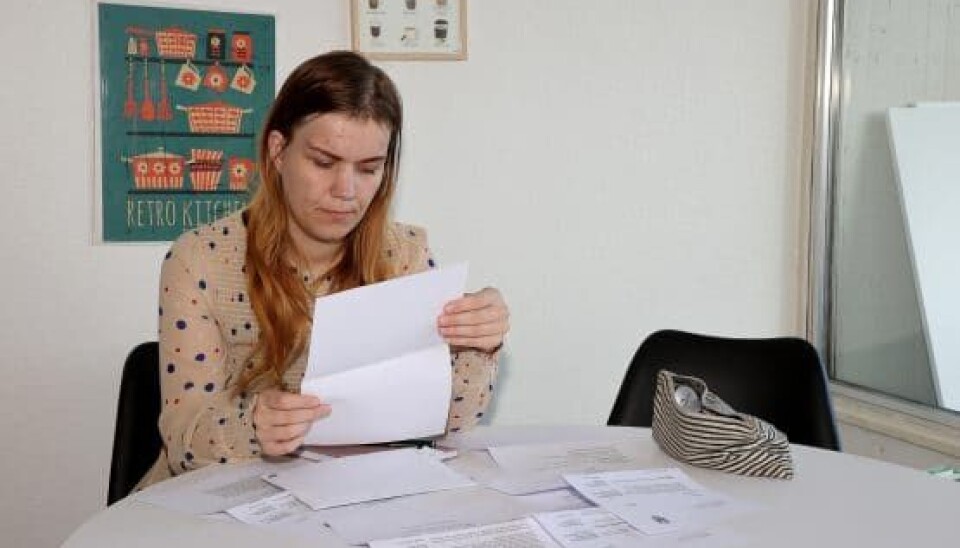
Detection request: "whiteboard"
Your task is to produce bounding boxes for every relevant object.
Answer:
[887,104,960,410]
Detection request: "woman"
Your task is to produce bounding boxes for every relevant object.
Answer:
[138,51,508,488]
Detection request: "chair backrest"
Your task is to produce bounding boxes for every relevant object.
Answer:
[608,329,841,451]
[108,342,162,505]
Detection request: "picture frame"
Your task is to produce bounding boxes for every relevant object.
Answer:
[93,2,275,242]
[351,0,467,61]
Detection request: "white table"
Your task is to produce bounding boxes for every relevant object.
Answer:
[63,425,960,547]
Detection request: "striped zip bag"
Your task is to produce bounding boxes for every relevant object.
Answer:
[652,370,794,479]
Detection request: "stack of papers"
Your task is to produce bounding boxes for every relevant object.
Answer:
[135,441,752,548]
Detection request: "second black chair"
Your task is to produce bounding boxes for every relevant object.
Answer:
[608,329,841,451]
[108,341,163,505]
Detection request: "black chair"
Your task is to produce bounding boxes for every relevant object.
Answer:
[608,329,841,451]
[108,342,163,505]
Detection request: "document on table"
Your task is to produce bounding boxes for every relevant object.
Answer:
[225,492,348,544]
[369,517,562,548]
[226,491,312,525]
[534,508,743,548]
[133,457,309,515]
[301,263,468,445]
[320,486,534,545]
[262,447,475,511]
[482,440,648,495]
[562,468,753,535]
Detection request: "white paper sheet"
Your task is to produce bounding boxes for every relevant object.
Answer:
[307,262,468,376]
[301,263,467,445]
[534,508,742,548]
[488,441,642,472]
[368,517,562,548]
[133,457,309,515]
[446,450,577,495]
[321,486,533,545]
[226,491,312,525]
[562,469,753,535]
[481,441,648,495]
[301,345,451,445]
[262,448,475,510]
[512,488,594,514]
[223,491,349,543]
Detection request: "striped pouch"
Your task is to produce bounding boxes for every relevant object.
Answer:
[652,370,794,479]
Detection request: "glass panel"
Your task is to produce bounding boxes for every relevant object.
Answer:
[832,0,960,409]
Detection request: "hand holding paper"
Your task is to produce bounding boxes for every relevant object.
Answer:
[438,286,510,352]
[253,389,332,456]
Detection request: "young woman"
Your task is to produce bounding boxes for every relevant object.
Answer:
[138,51,508,487]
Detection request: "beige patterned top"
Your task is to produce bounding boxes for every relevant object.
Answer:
[138,211,498,488]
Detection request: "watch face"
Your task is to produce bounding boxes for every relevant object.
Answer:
[673,384,702,413]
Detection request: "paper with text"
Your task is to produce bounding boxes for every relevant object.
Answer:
[301,263,468,445]
[226,491,311,525]
[481,441,647,495]
[562,469,753,535]
[368,517,562,548]
[262,448,475,511]
[321,486,533,545]
[224,491,349,544]
[534,508,742,548]
[133,458,308,515]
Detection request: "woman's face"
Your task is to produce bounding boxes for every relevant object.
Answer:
[268,113,391,253]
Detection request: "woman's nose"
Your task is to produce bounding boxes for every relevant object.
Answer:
[330,165,356,199]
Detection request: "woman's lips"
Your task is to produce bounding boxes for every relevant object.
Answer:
[320,208,355,221]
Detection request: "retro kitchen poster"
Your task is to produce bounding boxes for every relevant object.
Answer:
[97,3,274,241]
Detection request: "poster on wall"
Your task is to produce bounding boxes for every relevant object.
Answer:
[96,3,275,242]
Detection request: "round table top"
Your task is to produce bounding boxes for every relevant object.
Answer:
[63,425,960,548]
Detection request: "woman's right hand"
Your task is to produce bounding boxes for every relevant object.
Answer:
[253,389,332,456]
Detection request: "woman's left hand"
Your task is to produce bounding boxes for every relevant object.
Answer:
[438,287,509,353]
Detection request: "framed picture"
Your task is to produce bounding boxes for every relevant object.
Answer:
[351,0,467,61]
[95,2,275,242]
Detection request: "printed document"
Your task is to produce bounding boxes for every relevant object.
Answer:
[133,457,308,515]
[321,486,533,545]
[562,468,752,535]
[534,508,742,548]
[262,447,475,510]
[225,492,348,544]
[368,517,562,548]
[481,440,647,495]
[301,263,468,445]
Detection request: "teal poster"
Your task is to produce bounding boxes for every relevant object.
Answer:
[98,3,275,241]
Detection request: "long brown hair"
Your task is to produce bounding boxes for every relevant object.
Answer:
[238,51,403,392]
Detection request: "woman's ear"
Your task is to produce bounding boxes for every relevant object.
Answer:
[267,130,286,170]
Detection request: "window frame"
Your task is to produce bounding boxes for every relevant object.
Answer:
[806,0,960,460]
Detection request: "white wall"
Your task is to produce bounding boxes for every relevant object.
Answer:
[0,1,812,545]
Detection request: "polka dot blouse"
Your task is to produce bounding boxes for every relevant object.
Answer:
[137,211,499,488]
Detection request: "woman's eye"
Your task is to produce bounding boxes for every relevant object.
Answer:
[359,164,382,175]
[311,158,333,168]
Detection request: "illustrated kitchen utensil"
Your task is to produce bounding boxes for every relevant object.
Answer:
[138,38,155,121]
[123,36,137,118]
[230,64,256,94]
[157,60,172,120]
[202,62,228,93]
[174,60,201,91]
[123,56,136,119]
